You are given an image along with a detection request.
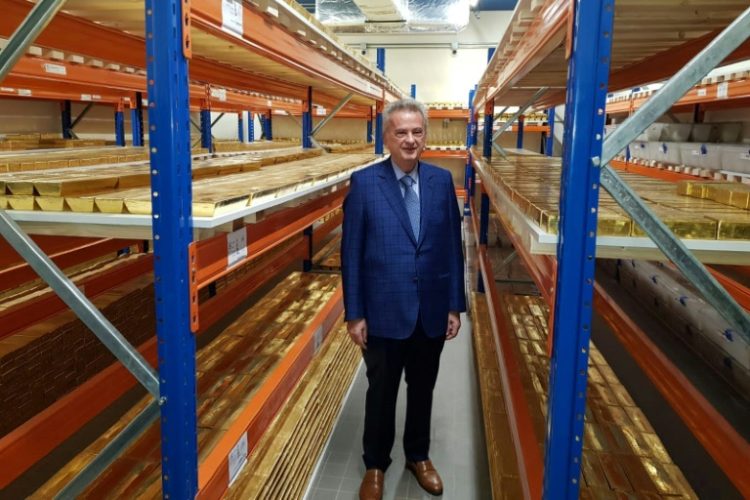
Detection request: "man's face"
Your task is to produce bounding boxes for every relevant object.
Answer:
[384,110,426,172]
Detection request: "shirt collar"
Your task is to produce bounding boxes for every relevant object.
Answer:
[391,158,419,183]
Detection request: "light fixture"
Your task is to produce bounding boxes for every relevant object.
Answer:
[469,0,479,7]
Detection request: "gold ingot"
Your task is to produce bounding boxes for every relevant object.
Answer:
[633,218,717,239]
[35,196,67,212]
[6,195,36,210]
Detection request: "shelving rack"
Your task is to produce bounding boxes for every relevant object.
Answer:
[469,1,750,498]
[0,0,404,497]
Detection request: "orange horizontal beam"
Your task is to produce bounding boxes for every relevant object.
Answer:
[312,211,343,247]
[471,202,544,500]
[0,86,125,104]
[594,283,750,497]
[7,55,144,92]
[0,238,137,293]
[0,241,303,488]
[0,235,104,268]
[422,149,468,159]
[190,0,383,101]
[608,78,750,115]
[428,108,469,119]
[0,254,152,341]
[478,0,568,109]
[0,0,350,103]
[511,125,549,133]
[610,159,696,182]
[192,188,347,291]
[197,286,344,498]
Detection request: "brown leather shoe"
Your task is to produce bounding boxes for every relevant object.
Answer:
[406,460,443,495]
[359,468,384,500]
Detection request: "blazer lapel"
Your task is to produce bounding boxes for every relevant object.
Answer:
[377,160,418,246]
[417,163,436,248]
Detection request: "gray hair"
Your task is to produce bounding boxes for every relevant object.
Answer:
[383,98,429,132]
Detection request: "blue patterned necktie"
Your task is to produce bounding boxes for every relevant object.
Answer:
[400,175,420,239]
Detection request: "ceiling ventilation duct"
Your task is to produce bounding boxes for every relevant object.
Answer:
[315,0,471,33]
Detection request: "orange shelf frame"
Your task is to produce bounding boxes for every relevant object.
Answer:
[0,237,306,489]
[607,77,750,115]
[188,188,347,331]
[197,285,344,499]
[428,108,470,119]
[190,0,384,102]
[470,197,545,500]
[609,159,696,182]
[473,169,750,497]
[422,149,468,159]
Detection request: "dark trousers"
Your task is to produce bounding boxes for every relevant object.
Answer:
[362,319,445,471]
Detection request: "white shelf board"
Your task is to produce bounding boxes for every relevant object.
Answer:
[474,158,750,265]
[6,157,383,239]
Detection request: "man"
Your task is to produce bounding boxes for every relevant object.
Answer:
[341,98,466,500]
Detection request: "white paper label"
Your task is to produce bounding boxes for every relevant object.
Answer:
[17,89,32,96]
[43,63,67,76]
[228,432,248,486]
[697,88,707,97]
[81,94,92,101]
[266,99,273,107]
[316,107,326,116]
[313,325,324,353]
[221,0,244,38]
[717,82,729,99]
[0,87,13,92]
[211,88,227,102]
[226,228,248,268]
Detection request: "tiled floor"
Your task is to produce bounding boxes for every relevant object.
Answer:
[304,314,492,500]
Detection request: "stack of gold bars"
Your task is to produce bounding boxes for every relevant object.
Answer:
[477,152,750,241]
[0,150,376,217]
[477,292,697,498]
[35,272,341,498]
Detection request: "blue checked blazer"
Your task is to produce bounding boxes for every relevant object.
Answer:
[341,158,466,339]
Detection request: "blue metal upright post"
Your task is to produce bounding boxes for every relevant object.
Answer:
[477,187,490,293]
[483,100,494,159]
[464,87,476,216]
[114,103,125,147]
[375,102,383,154]
[487,47,495,63]
[544,0,614,498]
[546,107,555,157]
[61,100,72,139]
[410,84,416,99]
[303,87,313,148]
[247,111,254,142]
[266,111,273,140]
[516,114,525,149]
[238,112,244,142]
[145,0,198,497]
[131,96,143,147]
[471,85,479,146]
[135,92,145,146]
[376,48,385,73]
[200,107,212,152]
[367,107,373,144]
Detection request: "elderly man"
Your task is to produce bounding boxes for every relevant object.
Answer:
[341,98,466,499]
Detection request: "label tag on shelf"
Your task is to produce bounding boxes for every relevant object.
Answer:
[227,228,248,268]
[717,82,729,99]
[316,107,326,116]
[43,63,67,76]
[228,432,248,486]
[17,89,32,96]
[697,88,707,97]
[211,88,228,102]
[221,0,244,38]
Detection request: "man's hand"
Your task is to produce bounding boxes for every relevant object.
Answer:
[347,318,368,349]
[446,311,461,340]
